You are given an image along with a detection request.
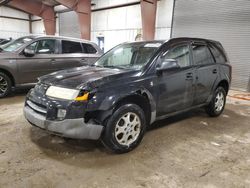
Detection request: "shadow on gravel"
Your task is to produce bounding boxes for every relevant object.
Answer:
[29,108,208,157]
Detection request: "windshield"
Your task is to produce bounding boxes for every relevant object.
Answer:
[94,42,162,70]
[1,37,33,52]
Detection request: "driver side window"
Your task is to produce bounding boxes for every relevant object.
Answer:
[162,44,190,68]
[36,40,56,54]
[27,39,56,54]
[25,42,37,51]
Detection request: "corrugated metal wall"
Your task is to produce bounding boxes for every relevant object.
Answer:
[172,0,250,91]
[59,11,80,38]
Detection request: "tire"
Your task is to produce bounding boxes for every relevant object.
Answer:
[0,72,12,98]
[206,86,226,117]
[101,103,146,154]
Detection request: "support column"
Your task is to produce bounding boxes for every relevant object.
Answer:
[28,14,32,34]
[140,0,157,40]
[55,0,91,40]
[8,0,56,35]
[42,6,56,35]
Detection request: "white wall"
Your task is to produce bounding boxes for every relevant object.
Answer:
[0,6,59,39]
[0,6,29,38]
[91,3,142,51]
[31,16,44,35]
[155,0,174,40]
[91,0,174,51]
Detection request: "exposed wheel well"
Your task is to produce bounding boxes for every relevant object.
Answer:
[0,68,15,86]
[114,93,151,125]
[217,80,229,94]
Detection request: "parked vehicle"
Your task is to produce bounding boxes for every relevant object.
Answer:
[24,38,231,153]
[0,35,102,97]
[0,37,12,45]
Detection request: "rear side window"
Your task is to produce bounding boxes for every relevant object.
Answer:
[62,40,82,53]
[192,44,214,65]
[209,44,227,63]
[82,43,97,54]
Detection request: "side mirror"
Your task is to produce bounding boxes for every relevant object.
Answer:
[156,59,180,72]
[24,48,35,57]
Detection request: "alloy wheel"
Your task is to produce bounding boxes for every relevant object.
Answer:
[114,112,141,146]
[0,76,8,95]
[215,91,224,112]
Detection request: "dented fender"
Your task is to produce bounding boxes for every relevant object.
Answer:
[87,85,157,124]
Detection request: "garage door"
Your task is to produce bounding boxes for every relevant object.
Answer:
[59,11,80,38]
[171,0,250,91]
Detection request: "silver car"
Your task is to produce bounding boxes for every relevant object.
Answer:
[0,35,102,97]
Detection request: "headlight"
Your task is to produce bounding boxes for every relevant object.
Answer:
[46,86,79,100]
[46,86,90,101]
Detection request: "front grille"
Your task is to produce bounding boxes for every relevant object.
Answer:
[26,100,47,115]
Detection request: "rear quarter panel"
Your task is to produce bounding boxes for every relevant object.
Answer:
[218,63,232,85]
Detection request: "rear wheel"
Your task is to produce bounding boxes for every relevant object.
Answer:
[101,103,146,153]
[0,72,12,98]
[206,86,226,117]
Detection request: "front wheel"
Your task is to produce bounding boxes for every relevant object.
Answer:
[101,103,146,153]
[206,86,226,117]
[0,72,12,98]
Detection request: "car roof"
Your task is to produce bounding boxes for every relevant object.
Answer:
[21,35,96,45]
[168,37,220,44]
[123,40,166,45]
[119,37,219,47]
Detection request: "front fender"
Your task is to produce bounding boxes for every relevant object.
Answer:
[0,60,17,83]
[87,85,157,124]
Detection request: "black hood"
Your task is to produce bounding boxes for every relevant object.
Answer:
[39,66,140,89]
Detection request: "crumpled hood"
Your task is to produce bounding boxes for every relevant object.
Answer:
[39,66,139,89]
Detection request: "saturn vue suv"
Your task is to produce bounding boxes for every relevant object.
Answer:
[23,37,231,153]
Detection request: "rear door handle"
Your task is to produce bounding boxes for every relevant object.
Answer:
[81,58,89,65]
[213,69,217,74]
[186,72,193,80]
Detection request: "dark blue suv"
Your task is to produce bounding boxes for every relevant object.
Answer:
[24,38,232,153]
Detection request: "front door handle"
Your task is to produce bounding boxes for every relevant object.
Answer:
[186,72,193,80]
[51,59,56,64]
[212,69,217,74]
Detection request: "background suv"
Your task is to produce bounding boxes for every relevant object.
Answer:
[0,35,102,97]
[0,38,12,45]
[24,38,231,153]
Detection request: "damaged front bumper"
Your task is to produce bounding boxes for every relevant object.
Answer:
[23,88,103,140]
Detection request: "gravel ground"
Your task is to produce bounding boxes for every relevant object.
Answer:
[0,90,250,188]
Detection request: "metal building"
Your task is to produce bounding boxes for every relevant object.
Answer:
[171,0,250,91]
